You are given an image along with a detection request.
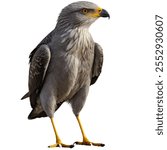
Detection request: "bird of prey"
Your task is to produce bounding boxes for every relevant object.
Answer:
[21,1,109,148]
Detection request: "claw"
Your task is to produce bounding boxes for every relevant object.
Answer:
[92,142,105,147]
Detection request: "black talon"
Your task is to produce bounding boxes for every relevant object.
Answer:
[74,142,80,145]
[70,145,74,148]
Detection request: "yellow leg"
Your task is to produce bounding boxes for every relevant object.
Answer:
[48,117,74,148]
[76,115,90,143]
[75,115,105,147]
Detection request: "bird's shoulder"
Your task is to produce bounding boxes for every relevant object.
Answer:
[29,29,55,62]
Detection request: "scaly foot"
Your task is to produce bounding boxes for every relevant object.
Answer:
[48,143,74,148]
[74,140,105,147]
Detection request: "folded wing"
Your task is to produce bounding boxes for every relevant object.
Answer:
[91,43,103,85]
[21,45,51,109]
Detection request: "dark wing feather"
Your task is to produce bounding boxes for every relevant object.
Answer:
[91,43,103,85]
[22,44,51,109]
[21,30,54,100]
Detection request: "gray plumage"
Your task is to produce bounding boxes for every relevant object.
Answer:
[21,1,109,120]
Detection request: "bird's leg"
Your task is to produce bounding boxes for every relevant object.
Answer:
[48,117,74,148]
[74,115,105,147]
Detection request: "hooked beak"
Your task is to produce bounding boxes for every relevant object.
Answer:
[100,9,110,18]
[87,7,110,19]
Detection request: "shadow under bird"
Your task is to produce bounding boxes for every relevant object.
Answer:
[21,1,110,148]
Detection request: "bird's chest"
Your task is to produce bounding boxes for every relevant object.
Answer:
[65,47,94,87]
[62,51,92,100]
[65,28,94,84]
[65,44,94,98]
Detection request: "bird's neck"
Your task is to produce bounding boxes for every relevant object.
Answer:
[60,27,93,52]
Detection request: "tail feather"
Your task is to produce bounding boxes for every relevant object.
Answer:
[28,109,47,119]
[28,100,46,119]
[21,92,29,100]
[28,102,64,119]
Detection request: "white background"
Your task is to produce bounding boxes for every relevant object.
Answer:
[0,0,166,150]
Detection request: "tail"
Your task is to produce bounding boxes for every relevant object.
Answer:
[21,92,30,100]
[27,99,47,119]
[28,102,64,119]
[28,109,47,119]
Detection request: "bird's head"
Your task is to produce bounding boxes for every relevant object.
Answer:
[57,1,110,29]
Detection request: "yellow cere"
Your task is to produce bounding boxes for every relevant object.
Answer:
[87,7,103,18]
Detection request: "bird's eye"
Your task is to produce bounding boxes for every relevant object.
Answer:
[82,8,88,14]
